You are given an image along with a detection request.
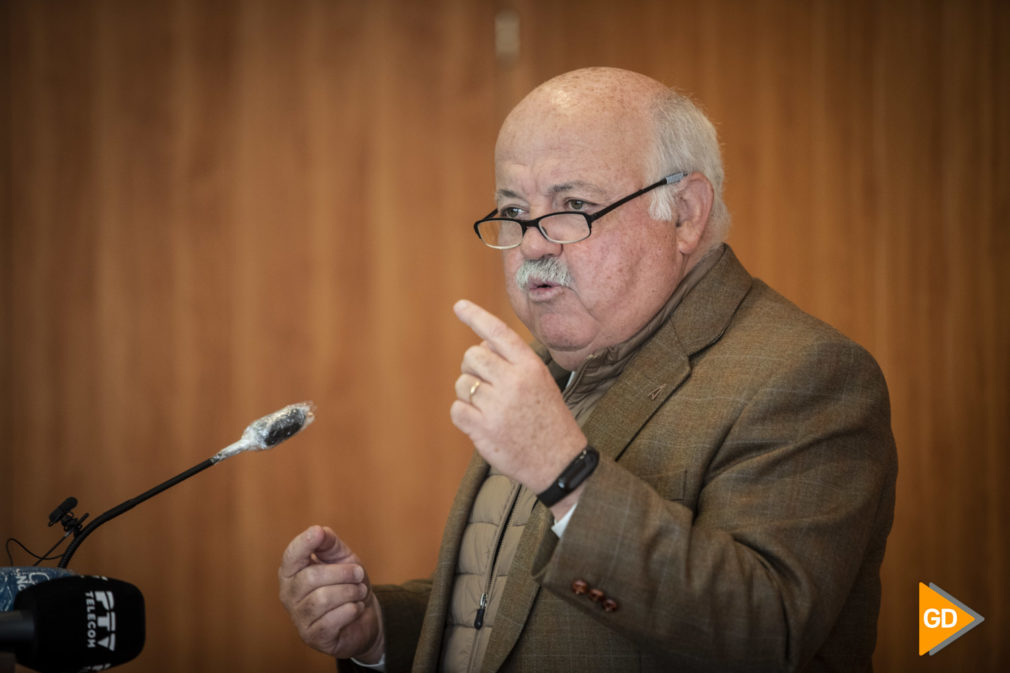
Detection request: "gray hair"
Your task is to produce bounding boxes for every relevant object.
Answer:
[646,89,730,242]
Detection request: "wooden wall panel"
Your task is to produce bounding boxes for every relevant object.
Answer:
[2,1,1007,671]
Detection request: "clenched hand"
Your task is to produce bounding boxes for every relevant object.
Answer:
[278,525,384,664]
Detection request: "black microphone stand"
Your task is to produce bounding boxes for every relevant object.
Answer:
[57,459,214,568]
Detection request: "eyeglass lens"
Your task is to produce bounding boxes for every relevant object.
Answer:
[478,213,589,248]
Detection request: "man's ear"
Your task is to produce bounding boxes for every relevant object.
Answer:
[673,173,714,255]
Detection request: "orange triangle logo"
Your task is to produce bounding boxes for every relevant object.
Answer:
[918,582,984,655]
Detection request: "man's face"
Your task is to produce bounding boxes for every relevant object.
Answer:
[494,98,688,370]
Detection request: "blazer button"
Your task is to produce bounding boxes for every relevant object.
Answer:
[588,588,605,603]
[571,580,588,595]
[602,598,619,613]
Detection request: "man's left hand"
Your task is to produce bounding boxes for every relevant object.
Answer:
[450,299,587,495]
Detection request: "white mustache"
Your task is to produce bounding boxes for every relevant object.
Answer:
[515,257,574,290]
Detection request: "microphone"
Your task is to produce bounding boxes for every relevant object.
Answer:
[1,575,144,673]
[57,401,316,567]
[48,499,78,527]
[211,400,316,462]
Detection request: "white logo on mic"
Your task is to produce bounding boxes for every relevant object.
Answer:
[85,588,117,651]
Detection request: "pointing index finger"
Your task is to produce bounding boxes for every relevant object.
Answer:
[453,300,525,362]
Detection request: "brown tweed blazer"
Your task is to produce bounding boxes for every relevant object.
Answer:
[356,245,897,673]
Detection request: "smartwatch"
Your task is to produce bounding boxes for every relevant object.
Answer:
[537,446,599,507]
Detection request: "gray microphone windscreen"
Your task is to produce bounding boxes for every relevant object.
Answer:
[212,402,316,462]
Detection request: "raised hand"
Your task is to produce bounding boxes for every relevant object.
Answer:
[451,299,587,496]
[278,525,384,663]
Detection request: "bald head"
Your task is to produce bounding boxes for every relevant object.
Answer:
[496,69,661,185]
[496,67,729,243]
[498,68,668,130]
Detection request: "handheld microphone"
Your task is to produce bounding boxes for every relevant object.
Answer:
[1,575,144,673]
[57,401,316,567]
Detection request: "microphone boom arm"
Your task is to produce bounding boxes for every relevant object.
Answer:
[58,458,214,568]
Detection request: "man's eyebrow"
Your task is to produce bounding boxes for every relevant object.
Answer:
[549,181,604,196]
[495,188,523,200]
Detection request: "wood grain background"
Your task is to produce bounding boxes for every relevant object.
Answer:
[2,1,1007,671]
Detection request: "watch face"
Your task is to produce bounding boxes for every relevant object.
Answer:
[538,447,598,506]
[561,448,598,490]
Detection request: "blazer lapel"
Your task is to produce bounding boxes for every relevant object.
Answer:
[583,246,753,461]
[581,328,692,462]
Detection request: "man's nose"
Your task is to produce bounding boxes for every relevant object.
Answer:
[519,223,563,258]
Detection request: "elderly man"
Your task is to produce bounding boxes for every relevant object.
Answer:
[279,67,897,673]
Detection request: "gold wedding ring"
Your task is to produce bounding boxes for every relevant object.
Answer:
[468,379,482,404]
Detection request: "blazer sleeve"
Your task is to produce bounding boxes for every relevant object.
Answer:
[530,338,897,672]
[336,579,432,673]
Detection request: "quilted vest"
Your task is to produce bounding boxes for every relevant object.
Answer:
[439,470,537,673]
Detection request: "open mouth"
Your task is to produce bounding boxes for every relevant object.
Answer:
[528,279,560,290]
[524,278,568,299]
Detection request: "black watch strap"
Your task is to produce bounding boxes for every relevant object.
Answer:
[537,446,600,507]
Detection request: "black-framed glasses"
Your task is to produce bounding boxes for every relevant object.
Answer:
[473,172,686,249]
